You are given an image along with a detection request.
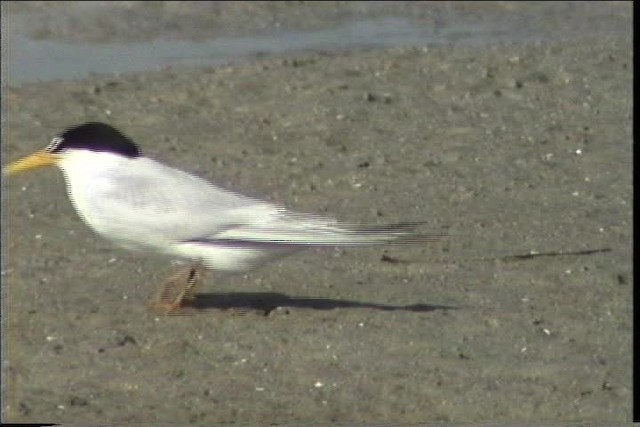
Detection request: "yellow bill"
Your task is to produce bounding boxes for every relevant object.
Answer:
[4,151,59,175]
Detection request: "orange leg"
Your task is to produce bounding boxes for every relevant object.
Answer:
[148,262,206,315]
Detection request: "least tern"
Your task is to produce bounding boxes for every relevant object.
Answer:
[5,122,446,313]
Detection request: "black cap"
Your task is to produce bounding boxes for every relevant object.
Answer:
[46,122,141,158]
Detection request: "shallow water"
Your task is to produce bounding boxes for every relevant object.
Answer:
[3,13,541,86]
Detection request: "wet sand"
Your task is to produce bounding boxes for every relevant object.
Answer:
[2,2,632,424]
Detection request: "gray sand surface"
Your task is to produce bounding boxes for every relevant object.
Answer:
[2,1,632,424]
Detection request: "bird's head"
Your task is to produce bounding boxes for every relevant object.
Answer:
[4,122,141,175]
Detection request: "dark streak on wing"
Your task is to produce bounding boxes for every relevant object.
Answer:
[180,223,449,248]
[181,238,320,249]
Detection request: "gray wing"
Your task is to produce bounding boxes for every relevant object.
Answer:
[83,157,284,244]
[84,158,443,248]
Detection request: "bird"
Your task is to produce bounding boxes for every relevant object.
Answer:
[5,122,446,314]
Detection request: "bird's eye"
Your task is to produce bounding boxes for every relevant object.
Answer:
[45,136,63,153]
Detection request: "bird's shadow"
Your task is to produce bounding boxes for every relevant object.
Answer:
[187,291,456,316]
